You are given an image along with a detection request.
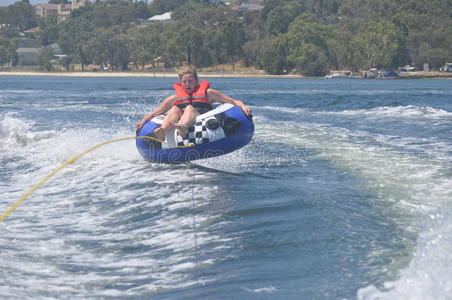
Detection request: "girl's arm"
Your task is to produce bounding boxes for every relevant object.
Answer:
[135,95,176,129]
[207,89,252,115]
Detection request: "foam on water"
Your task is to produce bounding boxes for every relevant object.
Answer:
[2,78,451,299]
[0,112,237,298]
[358,206,452,300]
[261,104,452,119]
[260,104,452,163]
[0,112,55,149]
[259,116,452,299]
[339,105,452,119]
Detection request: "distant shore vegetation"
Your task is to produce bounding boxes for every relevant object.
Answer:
[1,0,451,76]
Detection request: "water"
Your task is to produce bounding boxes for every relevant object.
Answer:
[1,75,451,299]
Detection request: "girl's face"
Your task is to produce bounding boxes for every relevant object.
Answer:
[180,74,198,94]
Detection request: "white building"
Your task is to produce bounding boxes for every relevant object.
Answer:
[34,0,85,23]
[147,12,172,22]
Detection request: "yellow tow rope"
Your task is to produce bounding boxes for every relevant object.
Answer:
[0,135,191,222]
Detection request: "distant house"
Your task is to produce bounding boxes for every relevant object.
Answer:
[49,43,63,56]
[16,44,64,65]
[34,3,60,19]
[16,47,42,65]
[147,12,172,23]
[23,26,40,38]
[58,3,73,21]
[34,0,85,23]
[237,3,264,11]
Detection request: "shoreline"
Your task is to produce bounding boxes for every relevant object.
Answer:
[0,70,451,79]
[0,70,303,79]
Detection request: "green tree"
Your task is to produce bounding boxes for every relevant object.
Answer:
[129,25,163,69]
[175,24,214,68]
[263,1,304,34]
[242,39,261,68]
[257,37,291,74]
[83,27,131,71]
[222,20,247,70]
[38,46,54,71]
[0,36,17,66]
[149,0,184,16]
[2,0,449,75]
[111,33,132,70]
[202,27,225,66]
[353,21,402,69]
[83,30,109,69]
[172,1,214,21]
[58,3,95,70]
[160,24,185,66]
[132,1,150,20]
[3,1,37,31]
[416,48,451,69]
[37,15,59,46]
[286,20,334,75]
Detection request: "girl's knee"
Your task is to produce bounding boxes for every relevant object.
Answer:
[170,106,183,114]
[185,105,200,115]
[184,105,195,111]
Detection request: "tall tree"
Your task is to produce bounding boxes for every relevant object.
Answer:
[222,20,246,70]
[286,20,334,75]
[2,1,36,31]
[0,36,17,66]
[38,46,54,71]
[257,36,291,74]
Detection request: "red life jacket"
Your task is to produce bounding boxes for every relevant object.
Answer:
[173,80,212,109]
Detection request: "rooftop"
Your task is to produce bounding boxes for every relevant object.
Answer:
[148,12,172,22]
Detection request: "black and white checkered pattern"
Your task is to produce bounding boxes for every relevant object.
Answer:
[176,120,210,146]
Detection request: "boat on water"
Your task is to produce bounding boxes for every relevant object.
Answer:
[383,70,399,77]
[325,72,352,79]
[136,103,254,163]
[365,68,381,79]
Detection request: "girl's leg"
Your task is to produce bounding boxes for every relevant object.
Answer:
[172,105,200,137]
[179,105,200,127]
[153,106,183,140]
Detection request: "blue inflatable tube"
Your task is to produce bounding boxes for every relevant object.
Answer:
[136,103,254,163]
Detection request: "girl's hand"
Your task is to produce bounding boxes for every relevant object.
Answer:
[241,104,252,115]
[135,119,146,130]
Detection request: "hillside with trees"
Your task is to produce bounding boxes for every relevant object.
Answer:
[1,0,451,75]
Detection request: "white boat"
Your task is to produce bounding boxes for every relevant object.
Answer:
[325,72,351,79]
[365,68,381,79]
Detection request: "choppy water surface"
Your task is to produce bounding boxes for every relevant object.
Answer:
[1,76,451,299]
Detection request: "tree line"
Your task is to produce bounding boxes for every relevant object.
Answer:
[1,0,451,75]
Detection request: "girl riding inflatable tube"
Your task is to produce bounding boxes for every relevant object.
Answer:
[136,103,254,163]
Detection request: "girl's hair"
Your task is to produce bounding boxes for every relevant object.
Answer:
[177,65,198,81]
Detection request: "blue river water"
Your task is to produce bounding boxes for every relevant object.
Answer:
[0,75,451,299]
